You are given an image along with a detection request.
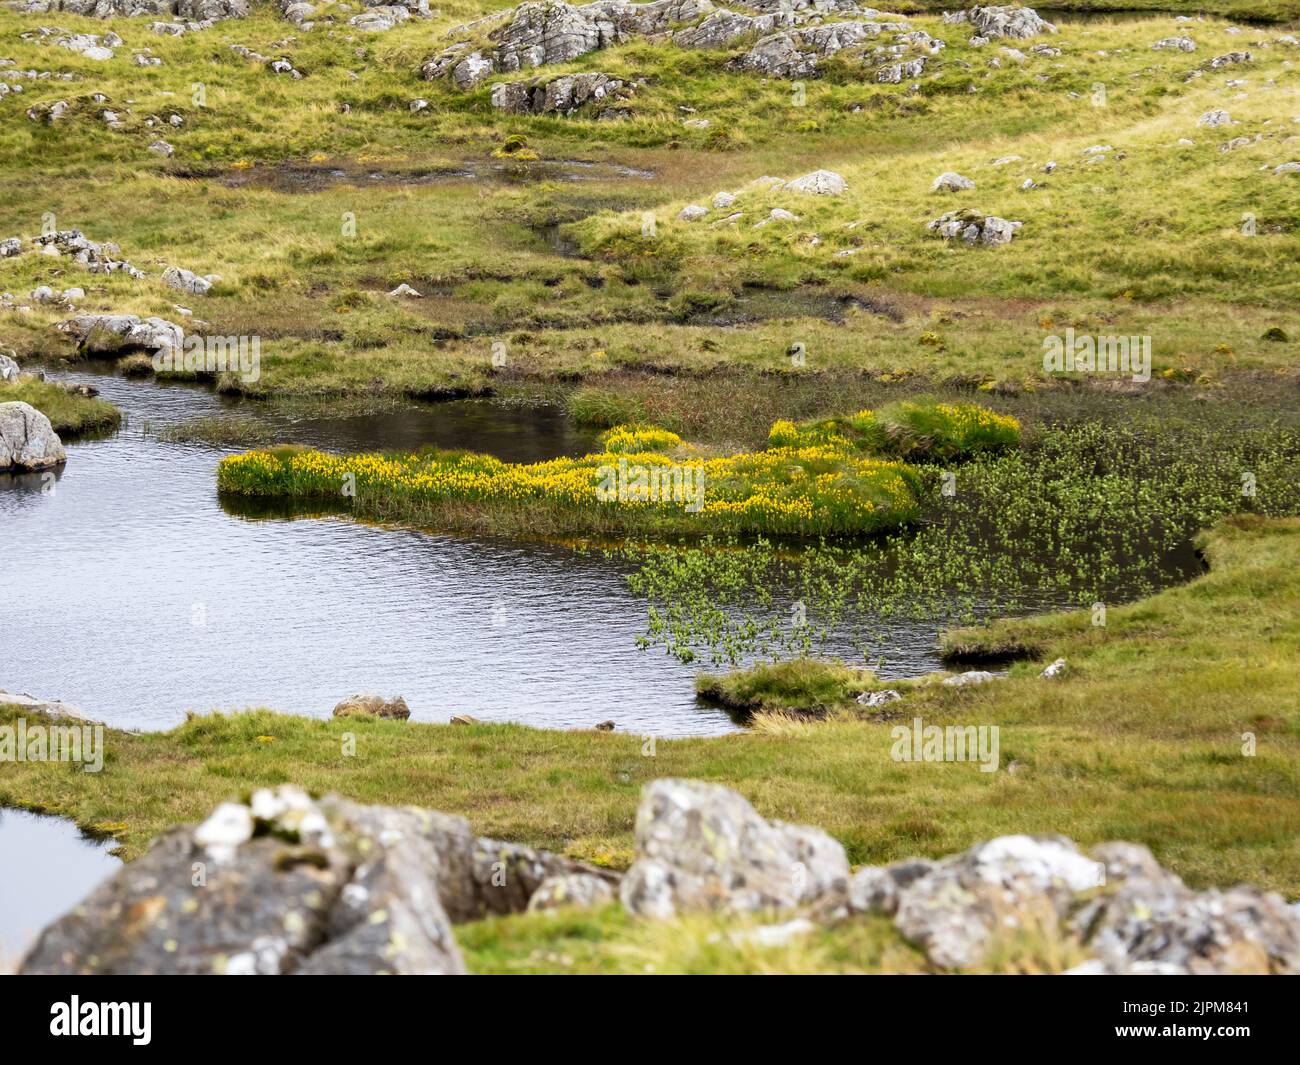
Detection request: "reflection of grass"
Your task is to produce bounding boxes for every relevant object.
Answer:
[2,516,1298,974]
[624,417,1300,664]
[157,415,277,449]
[0,378,119,437]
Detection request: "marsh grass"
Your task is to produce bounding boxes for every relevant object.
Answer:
[0,376,120,436]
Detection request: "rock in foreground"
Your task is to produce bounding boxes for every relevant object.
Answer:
[0,401,67,471]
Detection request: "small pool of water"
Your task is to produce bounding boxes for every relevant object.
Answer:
[0,808,119,967]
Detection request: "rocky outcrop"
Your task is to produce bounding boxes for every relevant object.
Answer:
[619,779,851,918]
[15,780,1300,974]
[0,402,66,472]
[942,5,1054,40]
[927,209,1021,245]
[733,21,882,78]
[59,314,184,355]
[425,1,917,85]
[490,71,630,115]
[33,230,145,278]
[20,786,622,973]
[332,694,411,720]
[15,0,246,18]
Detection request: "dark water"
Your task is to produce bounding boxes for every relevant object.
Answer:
[0,809,119,965]
[1,368,1188,738]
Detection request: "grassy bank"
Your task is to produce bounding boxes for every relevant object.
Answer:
[0,377,120,436]
[2,516,1296,907]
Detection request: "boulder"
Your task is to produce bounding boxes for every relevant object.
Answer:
[162,265,213,295]
[944,6,1055,40]
[785,168,847,195]
[0,402,67,472]
[490,71,629,115]
[1152,36,1195,53]
[1198,108,1231,127]
[1070,842,1300,975]
[942,670,1000,686]
[331,694,411,720]
[1039,657,1067,678]
[60,314,184,355]
[0,351,21,381]
[527,872,617,911]
[20,787,466,975]
[932,170,975,192]
[893,835,1104,968]
[0,236,22,258]
[856,689,901,707]
[619,779,850,918]
[677,204,709,222]
[927,210,1022,246]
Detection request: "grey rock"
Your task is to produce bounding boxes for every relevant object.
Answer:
[942,669,1001,686]
[0,401,67,472]
[943,6,1056,40]
[677,204,709,221]
[1198,108,1230,127]
[20,787,466,975]
[60,313,184,355]
[527,872,617,911]
[0,351,21,381]
[932,170,975,192]
[490,71,629,115]
[619,778,850,918]
[162,265,213,295]
[1039,657,1067,678]
[927,210,1022,246]
[785,168,847,195]
[894,834,1104,969]
[1152,36,1195,53]
[0,237,22,258]
[856,689,902,707]
[0,689,89,721]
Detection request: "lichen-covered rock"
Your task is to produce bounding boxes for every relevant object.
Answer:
[60,314,184,355]
[33,230,144,277]
[20,787,465,975]
[932,170,975,192]
[0,351,21,381]
[1198,108,1231,127]
[943,6,1055,40]
[527,872,617,911]
[0,402,66,471]
[732,21,878,78]
[0,236,23,258]
[927,209,1022,245]
[331,694,411,720]
[894,835,1104,969]
[1152,36,1195,52]
[619,779,850,918]
[1071,842,1300,975]
[162,265,214,295]
[490,71,630,114]
[785,168,847,195]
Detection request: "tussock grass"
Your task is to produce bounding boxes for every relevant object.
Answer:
[0,376,119,436]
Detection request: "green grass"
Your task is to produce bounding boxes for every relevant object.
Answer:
[1,12,1297,403]
[0,376,120,436]
[696,658,877,718]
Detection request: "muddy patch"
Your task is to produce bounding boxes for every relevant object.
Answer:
[173,158,657,193]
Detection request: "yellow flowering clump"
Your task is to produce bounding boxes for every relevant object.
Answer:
[217,424,923,538]
[599,425,683,454]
